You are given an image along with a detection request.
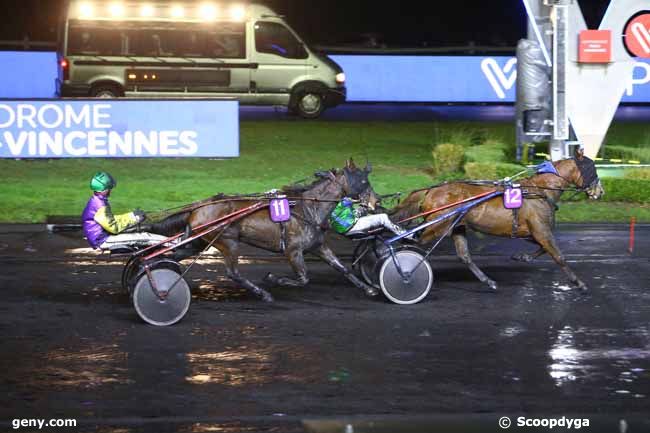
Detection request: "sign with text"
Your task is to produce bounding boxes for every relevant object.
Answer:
[579,30,612,63]
[0,99,239,158]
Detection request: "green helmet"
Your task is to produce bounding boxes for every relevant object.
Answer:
[90,172,116,192]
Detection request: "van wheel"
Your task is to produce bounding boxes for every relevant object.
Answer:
[91,85,123,98]
[293,91,324,119]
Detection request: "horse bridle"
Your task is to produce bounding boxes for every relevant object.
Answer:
[544,157,599,193]
[573,157,600,191]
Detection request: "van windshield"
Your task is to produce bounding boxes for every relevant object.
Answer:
[67,20,246,59]
[254,22,307,59]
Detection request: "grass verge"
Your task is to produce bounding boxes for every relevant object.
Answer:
[0,119,648,223]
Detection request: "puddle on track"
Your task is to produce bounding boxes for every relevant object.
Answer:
[548,325,650,398]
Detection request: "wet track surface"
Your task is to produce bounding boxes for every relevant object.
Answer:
[0,225,649,432]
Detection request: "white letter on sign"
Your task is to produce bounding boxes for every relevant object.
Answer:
[0,105,15,128]
[37,104,64,129]
[93,104,112,128]
[179,131,198,155]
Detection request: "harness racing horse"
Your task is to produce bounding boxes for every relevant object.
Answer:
[148,159,380,302]
[390,150,604,291]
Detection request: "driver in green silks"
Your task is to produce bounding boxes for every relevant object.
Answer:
[330,197,409,237]
[82,172,169,250]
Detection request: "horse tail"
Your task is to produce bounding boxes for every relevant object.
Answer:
[146,211,192,237]
[389,189,428,222]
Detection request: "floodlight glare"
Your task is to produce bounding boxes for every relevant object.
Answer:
[140,4,155,18]
[170,5,185,18]
[229,5,246,21]
[199,3,218,21]
[108,2,125,17]
[78,2,94,18]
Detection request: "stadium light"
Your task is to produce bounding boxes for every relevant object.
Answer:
[199,3,219,21]
[140,4,155,18]
[170,5,185,18]
[108,2,125,17]
[229,5,246,21]
[78,2,94,19]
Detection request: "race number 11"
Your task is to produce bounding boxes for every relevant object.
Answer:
[270,198,291,222]
[504,188,523,209]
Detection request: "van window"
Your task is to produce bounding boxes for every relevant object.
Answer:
[255,22,307,59]
[204,24,246,59]
[68,21,246,59]
[135,29,178,57]
[177,31,207,57]
[68,24,122,56]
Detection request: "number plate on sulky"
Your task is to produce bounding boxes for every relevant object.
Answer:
[504,188,523,209]
[269,198,291,222]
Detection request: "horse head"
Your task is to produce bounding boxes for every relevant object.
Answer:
[342,158,379,210]
[571,149,604,200]
[549,150,603,200]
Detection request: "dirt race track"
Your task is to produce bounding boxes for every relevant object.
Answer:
[0,224,649,432]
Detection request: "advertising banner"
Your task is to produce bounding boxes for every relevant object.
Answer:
[331,55,650,104]
[2,52,650,105]
[0,99,239,158]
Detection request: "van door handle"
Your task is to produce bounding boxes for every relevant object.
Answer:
[249,63,259,69]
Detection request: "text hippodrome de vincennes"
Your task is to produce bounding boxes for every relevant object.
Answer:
[0,103,199,157]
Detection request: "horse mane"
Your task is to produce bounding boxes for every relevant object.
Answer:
[281,170,338,195]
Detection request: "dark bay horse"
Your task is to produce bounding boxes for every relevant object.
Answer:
[391,151,604,291]
[149,160,380,302]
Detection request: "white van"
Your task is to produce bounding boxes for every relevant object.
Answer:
[57,2,346,118]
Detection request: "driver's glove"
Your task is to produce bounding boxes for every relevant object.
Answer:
[133,208,147,224]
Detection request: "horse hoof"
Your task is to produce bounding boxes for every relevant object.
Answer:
[487,280,498,291]
[364,287,379,297]
[263,273,276,284]
[260,292,275,302]
[511,254,532,263]
[578,283,589,293]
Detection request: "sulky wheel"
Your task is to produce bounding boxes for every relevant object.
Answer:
[379,249,433,305]
[352,238,390,288]
[124,258,182,295]
[132,268,191,326]
[121,255,141,294]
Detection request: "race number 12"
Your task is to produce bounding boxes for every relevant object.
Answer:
[504,188,523,209]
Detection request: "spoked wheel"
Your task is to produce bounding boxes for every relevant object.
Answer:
[132,268,191,326]
[379,249,433,305]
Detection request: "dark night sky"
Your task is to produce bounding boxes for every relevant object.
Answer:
[0,0,613,48]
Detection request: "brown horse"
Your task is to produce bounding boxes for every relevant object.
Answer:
[149,159,380,302]
[390,151,604,291]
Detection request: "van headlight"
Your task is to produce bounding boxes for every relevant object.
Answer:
[336,73,346,84]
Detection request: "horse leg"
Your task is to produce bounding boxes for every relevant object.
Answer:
[529,222,588,291]
[315,244,378,297]
[512,245,546,263]
[264,247,310,288]
[452,227,498,291]
[215,238,275,302]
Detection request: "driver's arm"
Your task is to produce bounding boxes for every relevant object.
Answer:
[94,204,139,234]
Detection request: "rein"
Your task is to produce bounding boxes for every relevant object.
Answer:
[146,195,344,219]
